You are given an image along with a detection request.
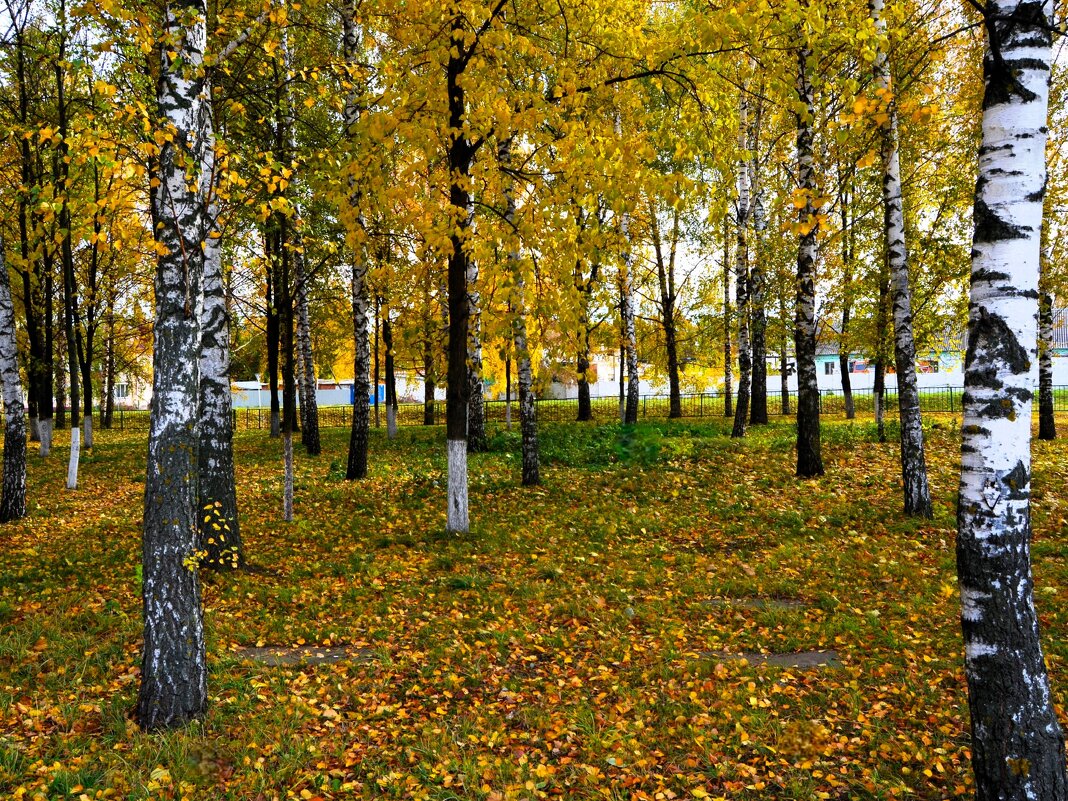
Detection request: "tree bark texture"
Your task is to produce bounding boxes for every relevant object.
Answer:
[138,0,209,731]
[198,129,241,570]
[0,240,27,522]
[467,253,487,452]
[794,46,824,478]
[620,218,640,425]
[1038,290,1056,440]
[723,219,733,418]
[957,4,1067,798]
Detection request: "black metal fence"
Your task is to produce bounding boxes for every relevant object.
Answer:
[103,385,1068,432]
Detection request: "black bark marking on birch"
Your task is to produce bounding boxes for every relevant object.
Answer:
[964,308,1031,383]
[973,198,1028,243]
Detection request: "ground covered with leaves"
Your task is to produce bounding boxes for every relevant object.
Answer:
[1,415,1067,800]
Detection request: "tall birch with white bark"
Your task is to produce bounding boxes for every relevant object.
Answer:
[0,239,26,523]
[137,0,209,731]
[871,0,931,518]
[957,1,1067,796]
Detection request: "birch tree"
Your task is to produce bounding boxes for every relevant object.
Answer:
[957,1,1067,796]
[871,0,931,518]
[0,239,26,523]
[138,0,209,731]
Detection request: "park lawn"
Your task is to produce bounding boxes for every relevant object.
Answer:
[1,415,1066,800]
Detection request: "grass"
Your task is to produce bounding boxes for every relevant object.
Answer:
[0,414,1066,799]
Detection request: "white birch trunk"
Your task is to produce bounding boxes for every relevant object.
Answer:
[447,438,469,532]
[138,0,208,731]
[958,2,1067,796]
[871,0,931,517]
[0,239,26,522]
[66,427,79,489]
[620,215,639,425]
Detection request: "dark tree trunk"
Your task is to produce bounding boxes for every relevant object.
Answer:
[383,308,397,439]
[723,218,733,418]
[577,332,592,421]
[103,295,115,430]
[374,299,380,428]
[1039,291,1056,440]
[265,234,280,438]
[839,183,856,420]
[794,45,823,478]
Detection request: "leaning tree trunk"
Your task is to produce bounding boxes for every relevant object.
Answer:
[0,240,27,522]
[1039,290,1056,440]
[872,0,931,518]
[138,1,208,731]
[794,45,823,478]
[957,4,1068,797]
[732,94,752,439]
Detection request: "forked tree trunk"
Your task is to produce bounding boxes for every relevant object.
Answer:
[0,240,26,522]
[794,45,823,478]
[1039,290,1056,440]
[138,0,208,731]
[958,4,1068,798]
[872,0,931,518]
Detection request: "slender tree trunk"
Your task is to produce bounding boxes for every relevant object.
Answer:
[295,237,319,454]
[198,124,242,570]
[467,255,487,452]
[872,0,931,518]
[103,299,115,430]
[1039,290,1056,440]
[55,303,66,431]
[505,353,511,431]
[423,284,436,426]
[138,0,208,730]
[500,138,539,486]
[620,219,640,425]
[650,206,682,419]
[374,300,380,428]
[749,115,768,426]
[875,258,890,442]
[54,19,80,488]
[958,5,1067,796]
[346,258,371,479]
[0,240,27,522]
[265,238,280,438]
[780,325,791,414]
[383,308,397,439]
[618,341,625,423]
[342,3,370,481]
[794,45,823,478]
[839,182,856,419]
[40,268,54,451]
[732,94,752,439]
[723,218,733,418]
[577,311,592,422]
